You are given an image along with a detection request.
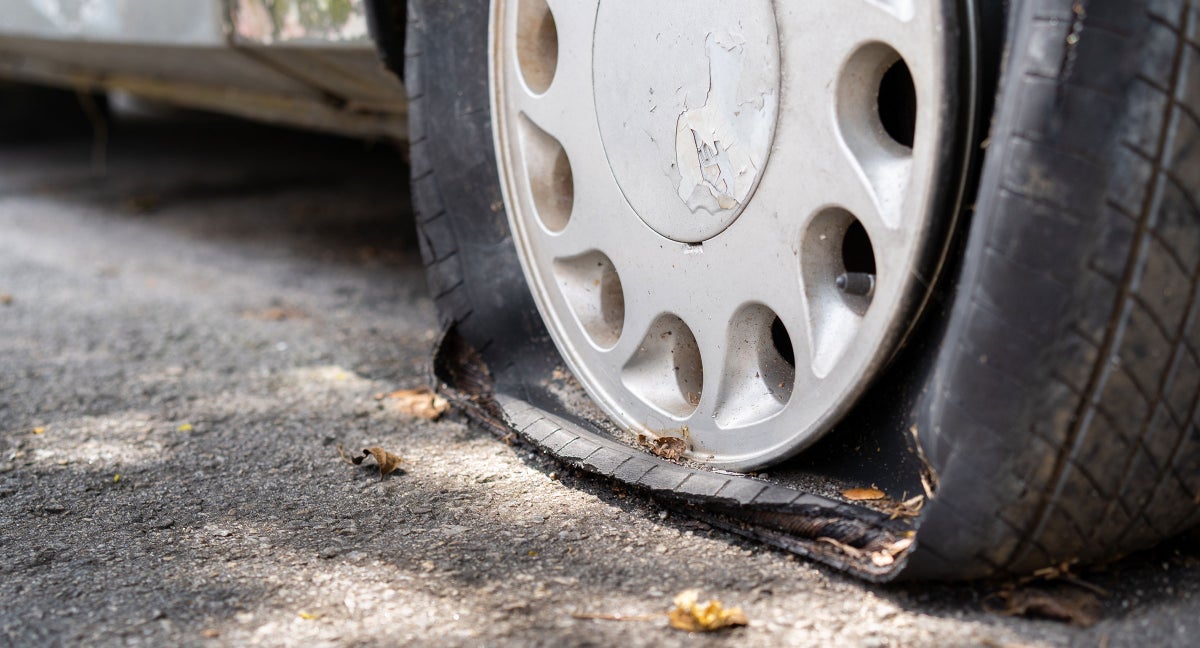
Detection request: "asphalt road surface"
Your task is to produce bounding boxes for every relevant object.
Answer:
[1,111,1197,647]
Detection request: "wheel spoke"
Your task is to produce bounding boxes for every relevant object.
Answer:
[537,174,640,260]
[778,0,923,64]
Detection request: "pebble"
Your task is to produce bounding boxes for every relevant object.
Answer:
[874,603,899,620]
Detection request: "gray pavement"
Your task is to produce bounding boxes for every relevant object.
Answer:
[1,113,1197,647]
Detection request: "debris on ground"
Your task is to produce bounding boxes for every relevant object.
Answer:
[342,446,404,480]
[842,487,887,501]
[571,590,749,632]
[988,583,1103,627]
[637,433,688,460]
[376,386,450,421]
[667,589,748,632]
[816,534,915,568]
[0,292,12,306]
[817,536,863,558]
[1027,561,1110,596]
[841,488,924,519]
[879,495,925,519]
[869,537,915,567]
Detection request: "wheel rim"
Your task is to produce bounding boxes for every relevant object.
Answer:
[491,0,965,470]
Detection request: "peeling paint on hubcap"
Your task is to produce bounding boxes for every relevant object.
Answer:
[592,2,780,243]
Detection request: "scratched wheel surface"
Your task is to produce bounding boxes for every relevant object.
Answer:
[491,0,963,469]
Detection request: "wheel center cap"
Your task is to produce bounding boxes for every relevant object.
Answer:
[593,2,781,244]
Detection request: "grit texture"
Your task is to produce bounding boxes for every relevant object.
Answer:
[0,114,1196,647]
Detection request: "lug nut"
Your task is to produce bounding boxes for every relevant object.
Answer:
[836,272,875,297]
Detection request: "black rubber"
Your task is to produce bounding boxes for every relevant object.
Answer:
[404,0,542,366]
[406,0,1200,579]
[911,0,1200,579]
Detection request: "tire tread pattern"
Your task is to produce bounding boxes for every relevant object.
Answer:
[917,0,1200,578]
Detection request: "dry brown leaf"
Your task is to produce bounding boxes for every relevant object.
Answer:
[384,387,450,421]
[637,434,688,460]
[995,585,1102,627]
[668,589,748,632]
[351,447,404,480]
[0,293,12,306]
[842,487,887,501]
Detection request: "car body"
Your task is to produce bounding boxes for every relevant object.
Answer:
[0,0,409,140]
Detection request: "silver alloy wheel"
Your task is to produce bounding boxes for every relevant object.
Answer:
[491,0,962,470]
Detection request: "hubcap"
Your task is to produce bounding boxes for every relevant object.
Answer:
[592,2,780,242]
[491,0,965,470]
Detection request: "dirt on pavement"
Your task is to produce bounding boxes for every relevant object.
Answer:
[1,113,1197,647]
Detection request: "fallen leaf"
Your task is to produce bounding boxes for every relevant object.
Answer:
[351,447,404,480]
[31,427,45,435]
[113,474,121,483]
[668,589,748,632]
[200,629,220,638]
[176,423,193,432]
[383,387,450,421]
[842,487,887,501]
[0,293,12,306]
[994,584,1101,627]
[637,434,688,460]
[298,611,320,620]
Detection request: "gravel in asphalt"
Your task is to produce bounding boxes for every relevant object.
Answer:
[1,112,1197,647]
